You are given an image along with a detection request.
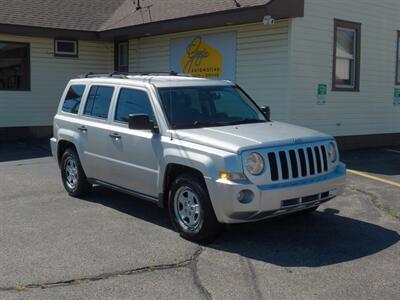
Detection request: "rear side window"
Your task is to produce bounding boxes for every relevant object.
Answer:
[62,85,86,114]
[84,86,114,119]
[115,88,155,123]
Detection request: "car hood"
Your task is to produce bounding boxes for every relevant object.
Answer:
[172,121,332,154]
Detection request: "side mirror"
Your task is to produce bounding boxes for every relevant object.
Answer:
[128,114,159,133]
[260,106,271,120]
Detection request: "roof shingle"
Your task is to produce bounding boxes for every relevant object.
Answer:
[100,0,271,31]
[0,0,271,32]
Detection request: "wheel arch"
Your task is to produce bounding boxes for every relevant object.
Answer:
[161,163,209,208]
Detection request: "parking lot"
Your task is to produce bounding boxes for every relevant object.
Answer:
[0,140,399,300]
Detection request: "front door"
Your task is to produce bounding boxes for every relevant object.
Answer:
[106,87,161,198]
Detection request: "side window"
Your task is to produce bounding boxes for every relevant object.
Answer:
[84,86,114,119]
[61,85,86,114]
[115,88,155,123]
[332,19,361,91]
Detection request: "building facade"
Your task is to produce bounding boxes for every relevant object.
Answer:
[0,0,399,148]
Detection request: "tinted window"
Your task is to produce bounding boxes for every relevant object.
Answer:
[84,86,114,119]
[115,88,154,123]
[0,41,30,91]
[62,85,85,114]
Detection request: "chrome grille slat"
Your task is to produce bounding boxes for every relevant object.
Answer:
[266,142,330,182]
[294,150,302,178]
[286,150,293,179]
[321,145,328,171]
[305,147,312,176]
[275,152,283,180]
[315,146,323,173]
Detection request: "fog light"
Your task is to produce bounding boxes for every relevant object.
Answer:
[237,189,254,204]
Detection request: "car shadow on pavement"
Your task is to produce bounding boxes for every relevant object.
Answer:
[82,186,173,229]
[212,208,400,267]
[0,139,51,162]
[82,188,399,268]
[341,147,400,176]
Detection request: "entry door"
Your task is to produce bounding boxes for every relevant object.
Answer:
[78,85,115,182]
[106,87,160,197]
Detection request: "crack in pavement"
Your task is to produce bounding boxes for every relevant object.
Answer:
[348,186,400,222]
[188,248,212,300]
[0,246,205,294]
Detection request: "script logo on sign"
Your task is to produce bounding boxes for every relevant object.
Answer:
[170,32,236,81]
[180,36,222,78]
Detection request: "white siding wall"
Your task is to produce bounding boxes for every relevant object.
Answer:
[129,22,290,120]
[288,0,400,136]
[0,34,114,127]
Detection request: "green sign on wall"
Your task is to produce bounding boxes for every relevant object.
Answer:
[394,88,400,105]
[394,88,400,98]
[318,84,327,96]
[317,84,327,104]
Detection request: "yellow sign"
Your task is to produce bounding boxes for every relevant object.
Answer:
[180,36,223,78]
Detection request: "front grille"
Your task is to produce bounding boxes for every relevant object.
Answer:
[267,144,329,182]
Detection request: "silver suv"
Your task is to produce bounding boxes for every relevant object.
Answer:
[51,72,346,242]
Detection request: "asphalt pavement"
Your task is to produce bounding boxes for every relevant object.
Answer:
[0,140,399,299]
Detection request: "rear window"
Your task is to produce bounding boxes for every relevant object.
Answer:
[83,86,114,119]
[61,85,86,114]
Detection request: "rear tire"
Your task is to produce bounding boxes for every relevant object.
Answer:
[61,148,91,197]
[168,173,222,243]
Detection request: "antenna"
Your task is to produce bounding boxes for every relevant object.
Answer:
[232,0,241,8]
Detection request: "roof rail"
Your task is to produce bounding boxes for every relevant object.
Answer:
[77,71,181,79]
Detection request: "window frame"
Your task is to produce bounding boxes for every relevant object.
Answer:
[61,84,87,115]
[332,19,361,92]
[54,39,79,58]
[0,40,31,91]
[82,84,116,121]
[112,86,156,126]
[396,31,400,85]
[114,41,129,72]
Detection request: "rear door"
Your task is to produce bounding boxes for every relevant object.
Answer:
[106,86,161,197]
[78,84,116,182]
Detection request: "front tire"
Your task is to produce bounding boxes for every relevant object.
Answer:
[61,148,91,197]
[168,173,222,243]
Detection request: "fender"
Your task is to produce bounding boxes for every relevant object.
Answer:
[57,128,87,169]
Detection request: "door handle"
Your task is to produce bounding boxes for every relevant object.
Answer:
[109,133,122,140]
[77,126,87,132]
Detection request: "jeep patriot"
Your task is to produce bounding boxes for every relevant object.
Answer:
[51,72,346,242]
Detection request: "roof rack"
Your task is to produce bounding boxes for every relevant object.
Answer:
[78,71,181,79]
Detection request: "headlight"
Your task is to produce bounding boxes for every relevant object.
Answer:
[245,152,265,175]
[329,142,337,162]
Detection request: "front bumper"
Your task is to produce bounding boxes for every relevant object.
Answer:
[205,163,346,223]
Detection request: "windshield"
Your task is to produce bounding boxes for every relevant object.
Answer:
[157,85,267,129]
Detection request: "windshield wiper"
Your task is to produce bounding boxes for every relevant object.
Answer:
[192,121,224,128]
[225,119,266,126]
[172,119,265,129]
